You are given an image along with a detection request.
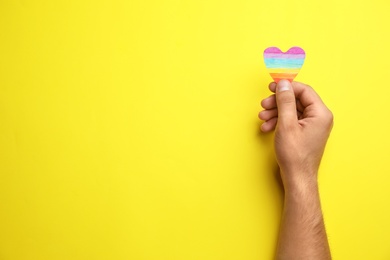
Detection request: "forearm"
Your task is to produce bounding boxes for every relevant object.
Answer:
[276,174,331,260]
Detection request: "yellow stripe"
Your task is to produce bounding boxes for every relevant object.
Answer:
[266,68,300,73]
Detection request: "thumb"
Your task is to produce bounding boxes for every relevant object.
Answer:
[275,80,298,126]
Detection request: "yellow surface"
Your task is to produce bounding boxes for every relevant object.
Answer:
[1,0,390,259]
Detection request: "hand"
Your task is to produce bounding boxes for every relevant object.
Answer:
[259,80,333,190]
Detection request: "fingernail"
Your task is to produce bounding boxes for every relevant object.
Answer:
[277,79,290,92]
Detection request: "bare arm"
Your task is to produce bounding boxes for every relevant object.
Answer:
[277,178,330,260]
[259,80,333,260]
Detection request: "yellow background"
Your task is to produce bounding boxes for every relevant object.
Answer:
[0,0,389,259]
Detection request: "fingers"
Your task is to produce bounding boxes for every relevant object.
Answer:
[262,93,304,112]
[260,82,302,131]
[261,117,278,132]
[260,81,330,132]
[259,108,302,120]
[268,82,277,92]
[261,94,276,110]
[258,108,278,121]
[275,80,298,127]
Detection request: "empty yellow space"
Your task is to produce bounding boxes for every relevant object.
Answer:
[1,0,390,259]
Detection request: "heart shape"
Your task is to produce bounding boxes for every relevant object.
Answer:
[263,47,305,83]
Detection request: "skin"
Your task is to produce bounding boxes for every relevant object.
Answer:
[258,80,333,260]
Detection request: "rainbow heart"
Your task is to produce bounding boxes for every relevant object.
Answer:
[263,47,305,83]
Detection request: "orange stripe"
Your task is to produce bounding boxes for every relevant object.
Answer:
[273,78,293,83]
[270,73,298,78]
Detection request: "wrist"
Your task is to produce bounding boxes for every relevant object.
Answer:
[280,169,319,195]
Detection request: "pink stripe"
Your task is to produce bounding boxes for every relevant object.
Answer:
[264,47,305,55]
[286,47,305,54]
[263,47,282,53]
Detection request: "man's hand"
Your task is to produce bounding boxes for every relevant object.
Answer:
[259,80,333,260]
[259,80,333,191]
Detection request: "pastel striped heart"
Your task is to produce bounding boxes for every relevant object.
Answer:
[263,47,305,83]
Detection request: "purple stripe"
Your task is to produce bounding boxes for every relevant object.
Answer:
[264,53,305,59]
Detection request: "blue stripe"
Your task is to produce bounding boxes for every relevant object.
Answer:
[264,58,305,68]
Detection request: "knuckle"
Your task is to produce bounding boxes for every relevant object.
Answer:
[319,108,334,127]
[327,110,334,128]
[327,109,334,122]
